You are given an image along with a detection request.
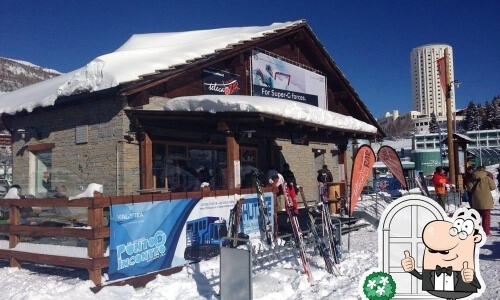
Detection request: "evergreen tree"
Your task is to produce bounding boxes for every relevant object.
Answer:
[477,103,485,130]
[428,112,438,133]
[492,96,500,129]
[484,101,495,129]
[463,101,480,131]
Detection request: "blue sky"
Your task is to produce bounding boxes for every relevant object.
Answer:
[1,0,498,118]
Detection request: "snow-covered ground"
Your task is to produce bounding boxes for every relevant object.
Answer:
[0,164,498,300]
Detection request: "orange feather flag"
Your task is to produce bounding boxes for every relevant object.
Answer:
[349,145,376,216]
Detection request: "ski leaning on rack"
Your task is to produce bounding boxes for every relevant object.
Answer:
[226,197,244,248]
[299,187,338,275]
[319,182,342,264]
[279,175,313,282]
[253,172,273,245]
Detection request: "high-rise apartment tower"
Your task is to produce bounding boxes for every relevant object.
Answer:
[410,44,455,117]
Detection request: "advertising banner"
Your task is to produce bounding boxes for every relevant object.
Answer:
[202,67,241,95]
[436,57,447,95]
[349,145,376,216]
[377,145,408,190]
[251,50,326,108]
[109,192,273,280]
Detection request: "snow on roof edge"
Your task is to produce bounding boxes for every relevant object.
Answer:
[163,95,378,134]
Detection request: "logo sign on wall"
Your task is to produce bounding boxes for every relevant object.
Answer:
[108,192,273,281]
[251,50,327,108]
[202,67,241,95]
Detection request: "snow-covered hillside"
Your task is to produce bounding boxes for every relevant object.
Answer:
[0,57,60,94]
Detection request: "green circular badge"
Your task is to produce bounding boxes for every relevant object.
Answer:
[362,271,396,300]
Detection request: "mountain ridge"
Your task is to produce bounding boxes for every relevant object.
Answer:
[0,57,61,94]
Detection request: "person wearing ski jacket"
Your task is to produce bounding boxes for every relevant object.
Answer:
[432,166,451,209]
[497,168,500,195]
[467,166,496,236]
[271,174,285,211]
[317,165,333,183]
[281,163,298,193]
[463,166,475,207]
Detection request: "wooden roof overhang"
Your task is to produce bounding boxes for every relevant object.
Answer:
[117,23,385,139]
[125,108,376,144]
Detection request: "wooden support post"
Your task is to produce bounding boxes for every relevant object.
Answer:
[9,205,20,268]
[272,182,279,238]
[444,48,456,187]
[140,131,153,190]
[226,134,240,189]
[87,192,105,285]
[88,269,102,286]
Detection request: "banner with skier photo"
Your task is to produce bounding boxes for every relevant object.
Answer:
[250,50,326,108]
[349,144,376,216]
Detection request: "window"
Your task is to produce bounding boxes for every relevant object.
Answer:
[30,149,52,197]
[152,143,227,191]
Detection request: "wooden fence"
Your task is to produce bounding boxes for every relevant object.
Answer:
[0,187,274,286]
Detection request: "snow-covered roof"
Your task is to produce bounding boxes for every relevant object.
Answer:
[453,132,475,143]
[0,21,304,115]
[162,95,377,134]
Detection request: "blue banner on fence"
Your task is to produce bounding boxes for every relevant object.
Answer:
[108,198,200,280]
[108,192,274,281]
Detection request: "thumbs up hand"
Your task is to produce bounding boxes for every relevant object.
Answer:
[461,261,474,283]
[401,250,415,272]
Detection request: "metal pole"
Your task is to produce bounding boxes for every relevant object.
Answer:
[477,117,482,166]
[444,48,456,187]
[438,127,443,167]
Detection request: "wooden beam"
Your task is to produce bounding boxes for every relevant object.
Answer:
[25,143,55,152]
[226,134,240,189]
[312,148,326,154]
[140,132,153,190]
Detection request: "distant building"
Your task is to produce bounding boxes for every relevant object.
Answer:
[377,44,460,134]
[410,44,456,118]
[377,109,463,134]
[377,110,422,132]
[411,129,500,174]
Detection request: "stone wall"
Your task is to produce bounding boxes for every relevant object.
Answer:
[11,96,139,197]
[275,139,346,203]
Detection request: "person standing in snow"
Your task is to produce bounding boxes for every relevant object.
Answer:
[317,165,334,207]
[497,168,500,196]
[266,166,279,184]
[467,166,496,236]
[281,163,298,193]
[271,174,285,211]
[317,165,333,184]
[463,166,475,207]
[432,166,451,210]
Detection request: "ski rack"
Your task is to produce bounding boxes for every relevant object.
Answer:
[250,213,350,268]
[251,230,318,269]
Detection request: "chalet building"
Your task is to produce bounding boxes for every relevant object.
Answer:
[0,20,384,202]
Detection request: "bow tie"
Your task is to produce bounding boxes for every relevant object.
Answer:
[436,265,453,276]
